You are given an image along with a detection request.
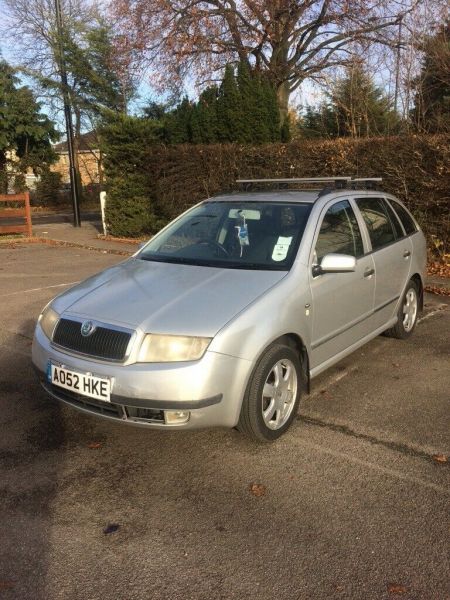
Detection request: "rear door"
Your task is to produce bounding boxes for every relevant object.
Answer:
[309,199,375,369]
[355,197,412,330]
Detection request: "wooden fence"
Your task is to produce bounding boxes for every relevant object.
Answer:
[0,192,32,236]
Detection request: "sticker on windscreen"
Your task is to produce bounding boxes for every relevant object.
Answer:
[272,236,292,262]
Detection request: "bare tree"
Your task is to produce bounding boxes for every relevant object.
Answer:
[2,0,142,147]
[112,0,426,122]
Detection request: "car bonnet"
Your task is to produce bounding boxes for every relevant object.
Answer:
[53,258,286,338]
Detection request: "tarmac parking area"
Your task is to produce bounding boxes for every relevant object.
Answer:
[0,243,449,600]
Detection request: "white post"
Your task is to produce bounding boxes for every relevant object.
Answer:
[100,191,107,236]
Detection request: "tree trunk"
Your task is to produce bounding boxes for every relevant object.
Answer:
[277,80,290,126]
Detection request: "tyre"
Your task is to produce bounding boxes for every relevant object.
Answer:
[384,279,419,339]
[237,343,302,442]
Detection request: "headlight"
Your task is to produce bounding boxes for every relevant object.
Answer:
[38,306,60,340]
[138,334,211,363]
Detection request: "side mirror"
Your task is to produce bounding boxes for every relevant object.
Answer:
[313,253,356,276]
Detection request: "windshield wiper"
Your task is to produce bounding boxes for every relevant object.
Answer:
[139,254,219,267]
[139,254,287,271]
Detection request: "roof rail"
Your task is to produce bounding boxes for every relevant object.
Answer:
[352,178,383,182]
[236,177,351,186]
[235,177,383,192]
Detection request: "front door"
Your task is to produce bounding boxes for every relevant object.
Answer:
[309,199,375,370]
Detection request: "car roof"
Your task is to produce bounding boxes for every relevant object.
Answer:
[208,189,385,204]
[208,191,320,204]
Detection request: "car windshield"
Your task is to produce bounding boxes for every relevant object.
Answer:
[139,201,312,270]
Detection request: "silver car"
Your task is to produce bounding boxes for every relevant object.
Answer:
[32,178,426,442]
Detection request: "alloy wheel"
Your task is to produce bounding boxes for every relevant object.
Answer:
[403,288,418,332]
[262,359,298,430]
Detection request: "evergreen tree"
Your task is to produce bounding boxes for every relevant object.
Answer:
[165,97,193,143]
[298,64,399,138]
[262,76,281,142]
[236,61,255,142]
[64,23,132,114]
[412,21,450,133]
[152,62,281,145]
[330,64,399,137]
[99,112,165,236]
[143,102,168,121]
[217,64,241,142]
[189,104,203,144]
[0,60,58,190]
[299,104,338,138]
[197,87,219,143]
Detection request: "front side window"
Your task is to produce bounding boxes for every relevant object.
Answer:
[139,201,312,270]
[315,200,364,262]
[356,198,396,251]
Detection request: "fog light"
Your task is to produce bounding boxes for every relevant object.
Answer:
[165,410,190,424]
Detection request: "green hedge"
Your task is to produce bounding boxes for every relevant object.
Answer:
[101,131,450,249]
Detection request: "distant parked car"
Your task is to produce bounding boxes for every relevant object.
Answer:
[32,178,426,441]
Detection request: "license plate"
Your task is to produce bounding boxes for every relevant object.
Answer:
[50,364,111,402]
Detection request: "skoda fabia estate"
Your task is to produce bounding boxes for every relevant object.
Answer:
[32,178,426,441]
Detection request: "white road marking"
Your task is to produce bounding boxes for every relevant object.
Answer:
[296,438,450,495]
[310,306,447,397]
[418,305,448,323]
[0,281,80,298]
[309,368,356,397]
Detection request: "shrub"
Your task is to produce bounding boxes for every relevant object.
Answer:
[101,124,450,249]
[35,170,62,206]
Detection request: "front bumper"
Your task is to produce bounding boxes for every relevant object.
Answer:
[32,325,252,430]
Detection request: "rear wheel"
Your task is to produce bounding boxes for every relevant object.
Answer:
[384,279,419,339]
[238,344,302,442]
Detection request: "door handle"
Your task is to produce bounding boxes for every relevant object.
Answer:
[403,250,411,258]
[364,268,375,278]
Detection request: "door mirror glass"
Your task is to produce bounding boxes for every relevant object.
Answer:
[314,253,356,275]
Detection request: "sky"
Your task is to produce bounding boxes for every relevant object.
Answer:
[0,0,436,129]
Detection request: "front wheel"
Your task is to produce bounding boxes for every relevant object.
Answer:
[237,344,302,442]
[384,279,419,339]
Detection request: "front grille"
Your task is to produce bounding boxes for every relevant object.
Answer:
[47,383,122,418]
[53,318,132,361]
[43,381,165,423]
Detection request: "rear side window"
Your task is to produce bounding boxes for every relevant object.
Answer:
[389,200,418,235]
[356,198,396,251]
[315,200,364,261]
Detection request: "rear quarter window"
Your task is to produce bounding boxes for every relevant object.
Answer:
[388,200,418,235]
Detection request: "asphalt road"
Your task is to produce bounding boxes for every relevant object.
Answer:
[0,244,449,600]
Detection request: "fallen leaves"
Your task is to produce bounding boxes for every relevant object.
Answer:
[103,523,120,535]
[427,257,450,279]
[87,442,102,449]
[388,584,408,595]
[0,581,15,590]
[432,453,448,464]
[425,284,450,297]
[426,256,450,296]
[249,483,266,497]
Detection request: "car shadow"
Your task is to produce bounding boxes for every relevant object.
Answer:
[0,331,66,599]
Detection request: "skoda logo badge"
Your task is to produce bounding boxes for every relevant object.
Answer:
[81,320,96,337]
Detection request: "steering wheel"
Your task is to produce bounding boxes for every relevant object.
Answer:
[195,239,230,257]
